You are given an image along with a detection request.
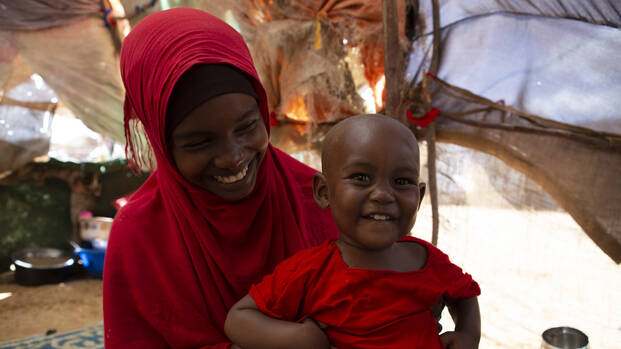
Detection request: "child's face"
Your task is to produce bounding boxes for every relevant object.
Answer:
[314,116,425,251]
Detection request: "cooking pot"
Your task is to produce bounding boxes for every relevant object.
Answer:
[11,248,76,286]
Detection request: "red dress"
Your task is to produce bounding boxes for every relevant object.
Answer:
[250,236,480,349]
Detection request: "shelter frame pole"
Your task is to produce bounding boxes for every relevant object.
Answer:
[382,0,404,123]
[427,0,441,246]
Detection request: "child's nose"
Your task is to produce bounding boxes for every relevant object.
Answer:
[369,182,395,204]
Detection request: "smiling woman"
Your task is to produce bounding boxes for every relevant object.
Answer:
[170,91,267,200]
[103,8,338,349]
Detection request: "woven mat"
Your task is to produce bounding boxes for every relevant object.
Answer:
[0,323,103,349]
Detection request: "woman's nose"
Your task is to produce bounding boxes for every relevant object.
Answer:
[214,139,244,169]
[369,182,394,204]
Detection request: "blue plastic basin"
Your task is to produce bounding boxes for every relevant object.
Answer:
[74,247,106,278]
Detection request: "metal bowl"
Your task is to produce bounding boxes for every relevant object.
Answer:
[541,327,589,349]
[11,248,76,286]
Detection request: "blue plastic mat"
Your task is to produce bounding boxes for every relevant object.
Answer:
[0,323,103,349]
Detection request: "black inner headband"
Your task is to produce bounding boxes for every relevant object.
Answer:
[166,64,258,137]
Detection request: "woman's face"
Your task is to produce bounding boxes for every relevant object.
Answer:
[170,93,268,201]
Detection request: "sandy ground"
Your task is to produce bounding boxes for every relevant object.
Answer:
[0,206,619,348]
[0,273,102,342]
[418,205,621,349]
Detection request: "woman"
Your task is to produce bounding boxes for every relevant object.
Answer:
[103,8,337,348]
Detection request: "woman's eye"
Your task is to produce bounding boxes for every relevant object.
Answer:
[236,120,257,133]
[183,138,212,149]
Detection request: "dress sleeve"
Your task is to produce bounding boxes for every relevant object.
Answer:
[429,246,481,302]
[249,247,318,322]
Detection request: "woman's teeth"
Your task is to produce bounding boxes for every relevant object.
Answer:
[214,163,249,184]
[369,214,391,221]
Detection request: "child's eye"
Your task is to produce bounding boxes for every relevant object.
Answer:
[395,178,414,186]
[350,174,371,182]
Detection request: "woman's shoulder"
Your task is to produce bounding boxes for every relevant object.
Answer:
[109,178,165,244]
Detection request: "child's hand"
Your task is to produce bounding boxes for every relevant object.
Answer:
[440,331,478,349]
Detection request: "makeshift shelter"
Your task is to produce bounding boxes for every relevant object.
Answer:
[2,0,619,259]
[0,0,620,347]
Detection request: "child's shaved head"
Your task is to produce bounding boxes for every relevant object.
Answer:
[313,113,426,251]
[321,114,421,178]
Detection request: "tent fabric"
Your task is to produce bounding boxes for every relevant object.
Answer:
[417,0,621,29]
[407,10,621,134]
[406,1,621,262]
[0,0,619,259]
[0,17,125,172]
[419,76,621,262]
[190,0,404,123]
[0,0,102,31]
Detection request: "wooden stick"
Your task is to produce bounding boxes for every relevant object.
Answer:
[427,0,442,246]
[382,0,403,122]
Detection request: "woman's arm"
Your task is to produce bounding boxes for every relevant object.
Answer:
[440,297,481,349]
[224,295,330,349]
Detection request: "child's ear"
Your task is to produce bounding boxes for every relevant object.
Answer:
[417,182,426,209]
[312,173,330,209]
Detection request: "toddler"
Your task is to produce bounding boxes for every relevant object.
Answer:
[225,114,481,349]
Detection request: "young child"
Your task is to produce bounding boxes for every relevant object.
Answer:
[225,114,481,349]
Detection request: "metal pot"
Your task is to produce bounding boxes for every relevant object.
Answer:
[541,327,589,349]
[11,248,76,286]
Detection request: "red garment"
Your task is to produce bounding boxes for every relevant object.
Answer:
[103,8,337,348]
[250,236,480,349]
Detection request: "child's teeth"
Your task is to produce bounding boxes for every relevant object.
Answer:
[214,164,249,184]
[370,214,390,221]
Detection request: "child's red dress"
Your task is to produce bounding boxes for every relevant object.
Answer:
[249,236,480,348]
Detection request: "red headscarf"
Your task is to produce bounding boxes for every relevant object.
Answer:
[103,8,337,348]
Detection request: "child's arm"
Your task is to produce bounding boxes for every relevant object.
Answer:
[224,294,331,349]
[440,297,480,349]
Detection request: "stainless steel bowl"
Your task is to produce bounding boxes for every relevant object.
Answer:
[541,327,589,349]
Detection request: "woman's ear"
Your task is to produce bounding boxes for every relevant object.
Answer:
[312,173,330,209]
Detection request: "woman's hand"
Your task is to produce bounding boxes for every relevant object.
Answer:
[298,318,332,349]
[440,331,478,349]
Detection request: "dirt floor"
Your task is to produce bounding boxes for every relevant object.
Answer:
[0,271,102,342]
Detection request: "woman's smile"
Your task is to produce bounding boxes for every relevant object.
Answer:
[206,155,259,194]
[213,162,250,184]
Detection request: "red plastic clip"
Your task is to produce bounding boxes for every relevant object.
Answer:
[407,108,440,128]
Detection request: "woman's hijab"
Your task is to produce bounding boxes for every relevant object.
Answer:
[104,8,337,348]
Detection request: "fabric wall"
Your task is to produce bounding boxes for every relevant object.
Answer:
[406,0,621,262]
